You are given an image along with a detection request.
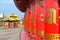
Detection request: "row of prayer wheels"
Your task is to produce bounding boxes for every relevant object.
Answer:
[14,0,60,40]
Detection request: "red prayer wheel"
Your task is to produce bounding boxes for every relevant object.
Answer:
[24,11,28,34]
[44,0,60,40]
[26,8,31,36]
[35,0,45,40]
[30,0,37,38]
[24,8,31,35]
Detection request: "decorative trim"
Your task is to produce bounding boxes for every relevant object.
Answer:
[37,30,44,36]
[44,33,60,40]
[31,28,36,35]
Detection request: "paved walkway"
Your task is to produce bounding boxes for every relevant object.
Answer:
[0,28,21,40]
[20,29,32,40]
[0,28,32,40]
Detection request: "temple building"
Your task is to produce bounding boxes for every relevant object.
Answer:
[3,13,23,28]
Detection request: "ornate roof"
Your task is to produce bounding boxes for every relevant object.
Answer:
[4,13,22,21]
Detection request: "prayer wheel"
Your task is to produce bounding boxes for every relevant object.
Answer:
[24,8,30,35]
[35,0,45,40]
[30,0,37,38]
[44,0,60,40]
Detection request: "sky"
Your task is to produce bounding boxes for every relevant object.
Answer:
[0,0,25,18]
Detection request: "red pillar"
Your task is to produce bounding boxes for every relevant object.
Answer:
[8,22,13,28]
[15,22,18,28]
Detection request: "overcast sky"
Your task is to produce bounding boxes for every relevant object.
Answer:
[0,0,25,18]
